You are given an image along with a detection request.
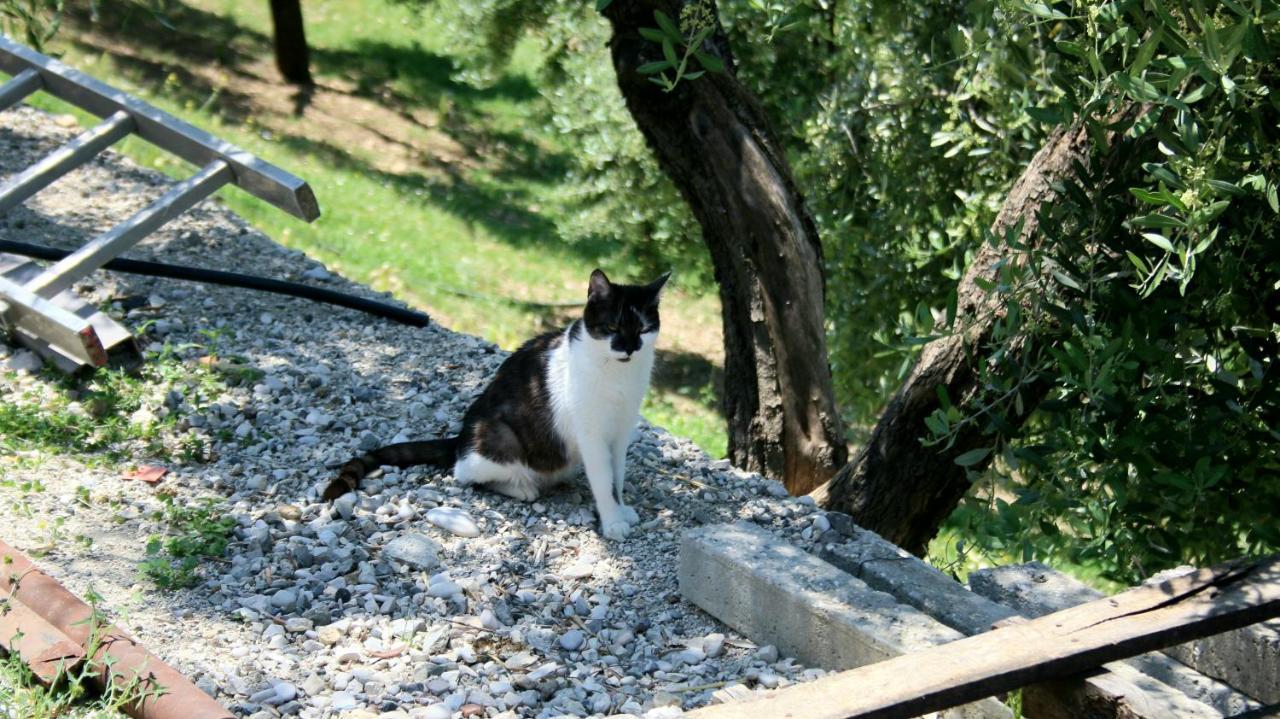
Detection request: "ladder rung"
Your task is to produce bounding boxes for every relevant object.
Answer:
[0,110,135,215]
[26,159,234,299]
[0,68,41,111]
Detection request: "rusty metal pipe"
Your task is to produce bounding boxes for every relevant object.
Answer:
[0,540,233,719]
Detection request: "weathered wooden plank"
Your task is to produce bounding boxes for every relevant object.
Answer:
[687,555,1280,719]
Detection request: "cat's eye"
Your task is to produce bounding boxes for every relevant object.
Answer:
[606,323,619,332]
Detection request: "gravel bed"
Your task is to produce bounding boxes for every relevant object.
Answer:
[0,106,838,718]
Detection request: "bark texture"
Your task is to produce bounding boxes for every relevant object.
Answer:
[814,123,1096,554]
[602,1,847,493]
[269,0,312,86]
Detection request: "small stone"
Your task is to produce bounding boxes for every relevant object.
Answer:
[270,589,297,610]
[459,704,484,717]
[812,514,831,533]
[558,629,585,652]
[504,652,537,670]
[329,691,358,710]
[285,617,313,633]
[562,559,595,579]
[382,533,442,571]
[425,507,481,538]
[427,577,462,598]
[302,674,325,695]
[421,705,452,719]
[333,493,356,520]
[755,644,779,663]
[704,632,725,658]
[272,682,297,704]
[317,625,343,645]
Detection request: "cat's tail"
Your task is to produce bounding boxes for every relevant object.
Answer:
[322,437,461,501]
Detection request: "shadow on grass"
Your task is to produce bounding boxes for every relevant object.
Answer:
[652,347,723,414]
[55,0,599,256]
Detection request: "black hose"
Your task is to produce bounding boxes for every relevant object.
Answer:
[0,240,430,327]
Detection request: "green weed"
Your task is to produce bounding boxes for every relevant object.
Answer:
[138,496,235,590]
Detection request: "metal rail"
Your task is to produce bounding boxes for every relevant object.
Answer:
[0,34,320,371]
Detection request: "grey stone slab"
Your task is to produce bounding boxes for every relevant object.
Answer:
[969,563,1265,714]
[679,522,1011,719]
[819,523,1016,636]
[968,561,1102,617]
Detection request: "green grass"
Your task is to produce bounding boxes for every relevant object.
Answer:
[19,0,728,457]
[0,367,163,464]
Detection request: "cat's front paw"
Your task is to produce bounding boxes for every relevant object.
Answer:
[618,504,640,524]
[600,517,633,541]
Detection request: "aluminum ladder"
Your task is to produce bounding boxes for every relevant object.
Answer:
[0,34,320,372]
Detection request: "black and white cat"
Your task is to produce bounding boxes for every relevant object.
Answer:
[324,269,668,540]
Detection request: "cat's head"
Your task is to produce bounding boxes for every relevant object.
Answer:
[581,269,670,362]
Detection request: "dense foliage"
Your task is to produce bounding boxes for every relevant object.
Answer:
[929,0,1280,581]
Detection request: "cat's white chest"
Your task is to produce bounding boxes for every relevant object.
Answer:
[546,333,653,450]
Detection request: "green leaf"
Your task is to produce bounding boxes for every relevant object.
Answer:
[1025,106,1064,124]
[682,70,705,80]
[1130,213,1184,229]
[637,61,672,75]
[1205,179,1244,196]
[1181,83,1213,103]
[654,9,680,40]
[1142,232,1176,252]
[1024,2,1069,20]
[662,39,678,66]
[1052,270,1083,290]
[1129,187,1169,205]
[1113,73,1162,102]
[954,447,993,467]
[1131,28,1163,74]
[638,27,667,43]
[694,51,725,73]
[596,0,613,11]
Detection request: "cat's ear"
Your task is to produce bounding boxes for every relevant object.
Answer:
[646,271,672,301]
[588,269,613,301]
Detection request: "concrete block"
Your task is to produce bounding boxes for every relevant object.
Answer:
[818,523,1016,636]
[970,563,1265,714]
[679,523,1011,718]
[1162,614,1280,704]
[968,561,1102,617]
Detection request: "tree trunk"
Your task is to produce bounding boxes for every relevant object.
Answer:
[601,1,847,494]
[813,123,1096,555]
[269,0,312,86]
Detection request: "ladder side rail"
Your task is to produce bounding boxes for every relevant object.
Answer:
[0,275,106,366]
[0,36,318,221]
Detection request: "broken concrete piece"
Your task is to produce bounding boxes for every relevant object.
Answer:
[679,522,1010,718]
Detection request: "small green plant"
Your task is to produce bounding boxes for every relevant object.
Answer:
[636,3,725,92]
[138,496,235,590]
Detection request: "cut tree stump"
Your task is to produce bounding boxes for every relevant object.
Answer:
[687,555,1280,719]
